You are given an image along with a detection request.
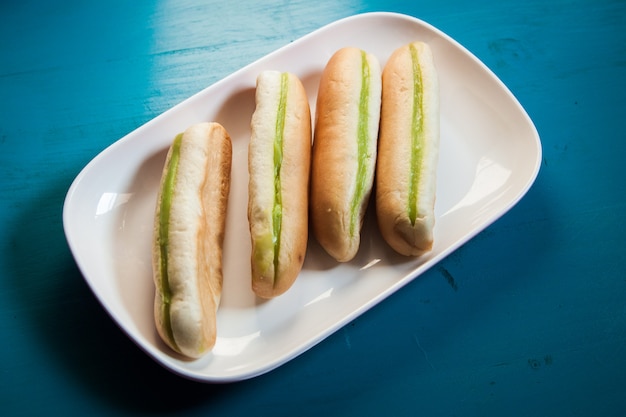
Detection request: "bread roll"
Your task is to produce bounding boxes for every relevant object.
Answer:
[248,71,311,298]
[310,47,382,262]
[376,41,439,256]
[152,122,232,358]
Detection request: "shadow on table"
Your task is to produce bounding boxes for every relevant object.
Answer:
[4,162,556,415]
[4,173,259,412]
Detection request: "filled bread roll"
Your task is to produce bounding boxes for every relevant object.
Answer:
[152,122,232,358]
[248,71,312,298]
[310,47,382,262]
[376,41,439,256]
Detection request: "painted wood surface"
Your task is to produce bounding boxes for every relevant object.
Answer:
[1,0,625,415]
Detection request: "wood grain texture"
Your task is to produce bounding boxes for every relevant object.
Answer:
[1,0,625,415]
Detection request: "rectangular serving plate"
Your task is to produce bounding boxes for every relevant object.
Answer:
[63,12,541,382]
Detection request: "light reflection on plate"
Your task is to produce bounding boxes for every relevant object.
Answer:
[63,12,541,382]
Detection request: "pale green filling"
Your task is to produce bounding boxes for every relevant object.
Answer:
[158,133,183,350]
[253,233,274,274]
[271,72,288,280]
[272,73,289,273]
[350,51,371,237]
[408,44,424,226]
[252,74,288,279]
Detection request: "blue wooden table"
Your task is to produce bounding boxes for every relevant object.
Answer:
[1,0,625,415]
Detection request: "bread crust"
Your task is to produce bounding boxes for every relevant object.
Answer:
[152,122,232,358]
[248,71,311,298]
[310,47,381,262]
[376,41,439,256]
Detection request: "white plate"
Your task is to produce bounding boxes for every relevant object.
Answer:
[63,12,541,382]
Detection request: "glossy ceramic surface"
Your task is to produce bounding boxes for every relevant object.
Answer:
[63,12,540,382]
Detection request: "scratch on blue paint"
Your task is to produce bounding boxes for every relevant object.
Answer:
[413,334,435,370]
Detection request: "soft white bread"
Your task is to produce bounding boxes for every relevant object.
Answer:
[152,122,232,358]
[310,47,382,262]
[248,71,311,299]
[376,41,439,256]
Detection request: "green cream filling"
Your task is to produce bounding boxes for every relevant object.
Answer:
[349,51,371,237]
[408,43,424,226]
[271,72,288,280]
[252,74,288,280]
[158,133,182,350]
[253,233,274,274]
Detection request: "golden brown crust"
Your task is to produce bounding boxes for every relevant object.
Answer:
[152,122,232,358]
[197,123,232,344]
[310,47,381,262]
[376,41,439,256]
[248,71,311,298]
